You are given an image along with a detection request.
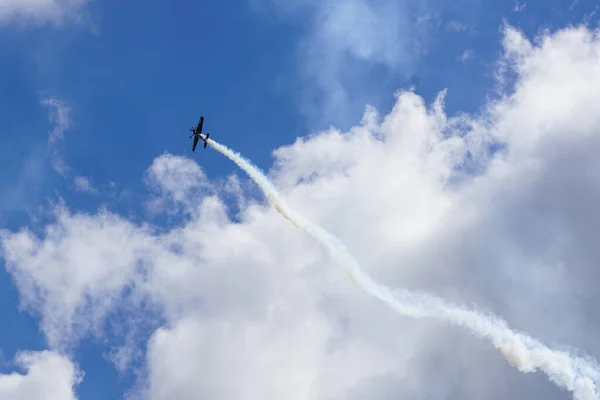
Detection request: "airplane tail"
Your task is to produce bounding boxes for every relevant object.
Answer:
[204,133,210,148]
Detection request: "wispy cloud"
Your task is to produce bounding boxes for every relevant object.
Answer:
[0,0,93,25]
[262,0,425,128]
[513,0,526,12]
[40,97,99,195]
[0,97,73,214]
[73,176,97,194]
[458,49,474,62]
[446,20,468,32]
[41,97,71,144]
[41,97,72,178]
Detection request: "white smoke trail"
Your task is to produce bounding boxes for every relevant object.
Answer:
[208,138,600,400]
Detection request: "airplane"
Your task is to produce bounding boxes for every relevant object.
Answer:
[189,116,210,152]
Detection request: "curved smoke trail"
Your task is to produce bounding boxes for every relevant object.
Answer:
[207,138,600,400]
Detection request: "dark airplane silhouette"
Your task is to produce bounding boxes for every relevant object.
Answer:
[189,116,210,152]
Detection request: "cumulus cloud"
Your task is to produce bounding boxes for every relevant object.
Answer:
[0,0,92,25]
[4,23,600,400]
[1,204,154,349]
[144,153,212,216]
[0,351,81,400]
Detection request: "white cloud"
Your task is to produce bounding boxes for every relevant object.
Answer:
[73,176,97,194]
[144,306,402,399]
[0,0,91,25]
[144,153,212,216]
[0,97,72,213]
[39,98,101,195]
[40,97,72,177]
[458,49,474,62]
[0,351,81,400]
[41,98,71,144]
[447,20,468,32]
[1,204,154,349]
[4,23,600,400]
[514,0,526,12]
[262,0,422,127]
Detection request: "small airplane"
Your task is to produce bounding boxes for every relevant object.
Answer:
[189,116,210,152]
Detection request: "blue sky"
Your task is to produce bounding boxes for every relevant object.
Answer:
[2,0,600,399]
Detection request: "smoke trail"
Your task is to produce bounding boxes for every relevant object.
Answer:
[207,138,600,400]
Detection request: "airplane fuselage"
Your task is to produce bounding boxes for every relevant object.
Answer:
[189,116,210,151]
[191,131,208,141]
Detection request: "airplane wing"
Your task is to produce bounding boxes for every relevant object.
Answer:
[196,116,204,133]
[192,135,199,152]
